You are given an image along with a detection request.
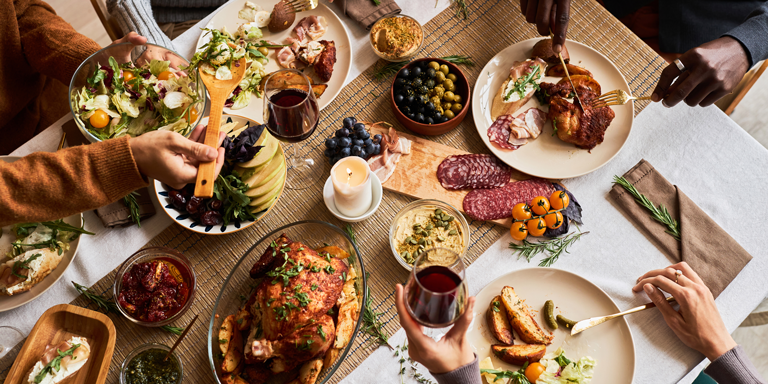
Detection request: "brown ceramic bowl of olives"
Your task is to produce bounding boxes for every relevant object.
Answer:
[390,58,470,136]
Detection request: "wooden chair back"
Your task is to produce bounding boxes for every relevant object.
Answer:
[89,0,123,42]
[717,60,768,115]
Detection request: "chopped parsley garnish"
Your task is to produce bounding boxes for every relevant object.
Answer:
[318,325,327,341]
[11,253,42,280]
[311,284,319,291]
[504,64,541,102]
[34,344,81,384]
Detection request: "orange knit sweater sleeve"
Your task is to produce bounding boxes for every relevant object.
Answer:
[15,0,103,86]
[0,136,147,226]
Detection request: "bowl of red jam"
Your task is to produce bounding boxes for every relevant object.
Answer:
[114,247,196,327]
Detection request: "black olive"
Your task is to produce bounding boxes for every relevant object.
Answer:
[418,107,425,114]
[400,68,410,78]
[394,78,406,88]
[425,79,435,88]
[415,113,425,123]
[402,85,413,93]
[434,112,442,120]
[426,68,436,78]
[412,66,422,77]
[441,116,450,123]
[417,95,428,104]
[394,94,404,104]
[406,95,415,105]
[425,102,435,112]
[412,78,423,88]
[401,106,411,114]
[426,117,434,124]
[419,86,429,94]
[407,112,416,120]
[168,190,187,211]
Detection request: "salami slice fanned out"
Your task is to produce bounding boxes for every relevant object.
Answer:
[437,154,513,190]
[463,178,555,221]
[487,115,520,150]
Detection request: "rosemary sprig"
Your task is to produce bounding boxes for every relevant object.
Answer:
[451,0,468,20]
[362,294,392,349]
[395,344,407,384]
[344,224,358,247]
[509,230,589,267]
[612,176,681,240]
[440,55,475,66]
[371,0,381,5]
[72,281,185,335]
[373,55,475,81]
[409,358,437,384]
[123,191,141,227]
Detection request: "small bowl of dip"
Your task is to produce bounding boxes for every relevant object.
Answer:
[113,247,196,327]
[120,343,182,384]
[370,15,424,62]
[389,199,469,271]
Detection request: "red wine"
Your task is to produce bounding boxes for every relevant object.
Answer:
[406,265,466,327]
[265,89,319,143]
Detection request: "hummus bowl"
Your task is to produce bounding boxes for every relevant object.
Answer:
[389,199,469,271]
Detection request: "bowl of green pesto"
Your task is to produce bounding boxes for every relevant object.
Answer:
[120,343,183,384]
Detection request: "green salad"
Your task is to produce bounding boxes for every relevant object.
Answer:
[73,57,202,140]
[537,348,596,384]
[186,24,281,110]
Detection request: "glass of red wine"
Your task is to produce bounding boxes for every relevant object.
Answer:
[405,247,467,328]
[262,69,321,190]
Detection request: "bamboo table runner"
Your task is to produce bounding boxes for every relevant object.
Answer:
[0,0,665,382]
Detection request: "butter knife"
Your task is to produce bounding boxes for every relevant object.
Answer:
[570,296,676,336]
[548,32,585,111]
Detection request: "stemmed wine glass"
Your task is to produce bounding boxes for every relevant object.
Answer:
[0,325,24,358]
[405,248,468,328]
[262,69,321,190]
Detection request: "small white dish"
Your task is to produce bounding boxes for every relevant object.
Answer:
[323,173,382,223]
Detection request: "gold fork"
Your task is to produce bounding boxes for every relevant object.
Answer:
[592,89,653,108]
[570,296,676,335]
[286,0,318,13]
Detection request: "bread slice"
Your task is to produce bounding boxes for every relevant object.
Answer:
[487,295,514,345]
[0,248,61,296]
[500,286,553,345]
[491,344,546,365]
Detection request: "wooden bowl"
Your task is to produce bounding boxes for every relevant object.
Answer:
[390,58,470,136]
[5,304,116,384]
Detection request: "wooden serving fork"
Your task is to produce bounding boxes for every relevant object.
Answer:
[570,296,676,336]
[194,57,247,198]
[592,89,653,108]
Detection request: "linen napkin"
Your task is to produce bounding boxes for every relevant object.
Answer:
[331,0,401,30]
[95,188,156,228]
[609,159,752,297]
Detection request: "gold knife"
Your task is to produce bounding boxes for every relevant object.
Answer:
[570,296,676,336]
[548,32,585,111]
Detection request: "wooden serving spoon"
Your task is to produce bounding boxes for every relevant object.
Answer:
[194,57,247,198]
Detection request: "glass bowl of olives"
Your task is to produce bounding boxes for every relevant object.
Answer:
[390,58,470,135]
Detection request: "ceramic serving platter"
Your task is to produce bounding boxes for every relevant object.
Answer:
[472,38,634,179]
[0,156,84,312]
[467,267,636,383]
[4,304,116,384]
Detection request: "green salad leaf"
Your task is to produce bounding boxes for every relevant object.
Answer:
[149,59,170,76]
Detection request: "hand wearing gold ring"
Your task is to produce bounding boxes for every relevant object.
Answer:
[651,36,750,107]
[633,262,737,361]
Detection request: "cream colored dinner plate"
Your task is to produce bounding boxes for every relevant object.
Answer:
[0,156,83,312]
[472,38,634,179]
[197,0,353,117]
[468,267,635,383]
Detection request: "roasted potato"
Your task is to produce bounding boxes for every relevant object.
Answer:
[323,347,341,368]
[531,38,569,64]
[500,286,553,345]
[297,358,323,384]
[259,72,315,93]
[491,344,546,365]
[546,63,592,78]
[268,0,295,32]
[221,322,244,372]
[219,315,237,354]
[235,307,253,331]
[556,75,601,96]
[487,295,514,345]
[334,299,359,348]
[315,245,350,259]
[285,84,327,99]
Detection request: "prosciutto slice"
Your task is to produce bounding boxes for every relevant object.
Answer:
[293,16,328,44]
[367,127,411,183]
[507,108,547,145]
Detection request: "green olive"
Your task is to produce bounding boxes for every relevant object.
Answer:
[452,103,463,113]
[442,102,453,111]
[439,64,450,75]
[442,79,454,89]
[428,61,440,70]
[447,73,457,82]
[435,72,446,82]
[446,83,456,92]
[443,91,455,102]
[257,58,268,65]
[453,95,462,104]
[444,110,456,119]
[257,47,269,56]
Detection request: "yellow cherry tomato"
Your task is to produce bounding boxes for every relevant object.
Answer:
[526,217,547,237]
[550,190,570,210]
[530,196,550,216]
[525,362,546,382]
[511,203,532,221]
[123,71,135,82]
[510,222,528,241]
[89,110,109,129]
[544,210,564,229]
[157,71,175,80]
[186,107,199,122]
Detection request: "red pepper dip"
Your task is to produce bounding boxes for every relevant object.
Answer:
[117,259,190,322]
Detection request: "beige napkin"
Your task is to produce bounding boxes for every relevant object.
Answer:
[610,159,752,297]
[331,0,401,30]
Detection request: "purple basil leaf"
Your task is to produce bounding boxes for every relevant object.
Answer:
[223,124,267,162]
[543,184,582,238]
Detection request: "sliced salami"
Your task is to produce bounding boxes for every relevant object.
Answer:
[437,154,513,190]
[487,115,520,150]
[463,178,555,221]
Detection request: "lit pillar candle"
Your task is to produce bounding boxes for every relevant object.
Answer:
[331,156,373,217]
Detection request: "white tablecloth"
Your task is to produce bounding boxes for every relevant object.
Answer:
[4,2,768,383]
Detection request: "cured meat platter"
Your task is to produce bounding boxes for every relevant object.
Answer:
[369,126,554,228]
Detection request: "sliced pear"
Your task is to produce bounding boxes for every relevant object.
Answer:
[244,148,285,188]
[251,192,280,214]
[238,134,279,168]
[249,177,283,206]
[244,165,285,198]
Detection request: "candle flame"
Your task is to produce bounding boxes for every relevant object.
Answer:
[346,168,352,184]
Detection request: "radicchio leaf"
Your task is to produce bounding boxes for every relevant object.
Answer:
[543,183,583,238]
[222,124,266,163]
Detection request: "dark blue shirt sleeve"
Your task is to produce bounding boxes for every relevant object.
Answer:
[723,3,768,67]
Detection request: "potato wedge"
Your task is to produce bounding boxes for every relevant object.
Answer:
[491,344,546,365]
[258,71,315,94]
[323,347,341,368]
[315,245,351,259]
[221,322,244,373]
[235,307,253,331]
[500,286,553,345]
[298,358,323,384]
[531,38,569,64]
[285,84,327,99]
[556,74,601,96]
[334,299,359,348]
[487,295,514,345]
[546,64,592,78]
[219,315,237,354]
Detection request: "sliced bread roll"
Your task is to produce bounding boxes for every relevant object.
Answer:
[0,248,62,296]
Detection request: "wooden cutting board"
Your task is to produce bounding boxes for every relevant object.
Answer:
[370,126,537,228]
